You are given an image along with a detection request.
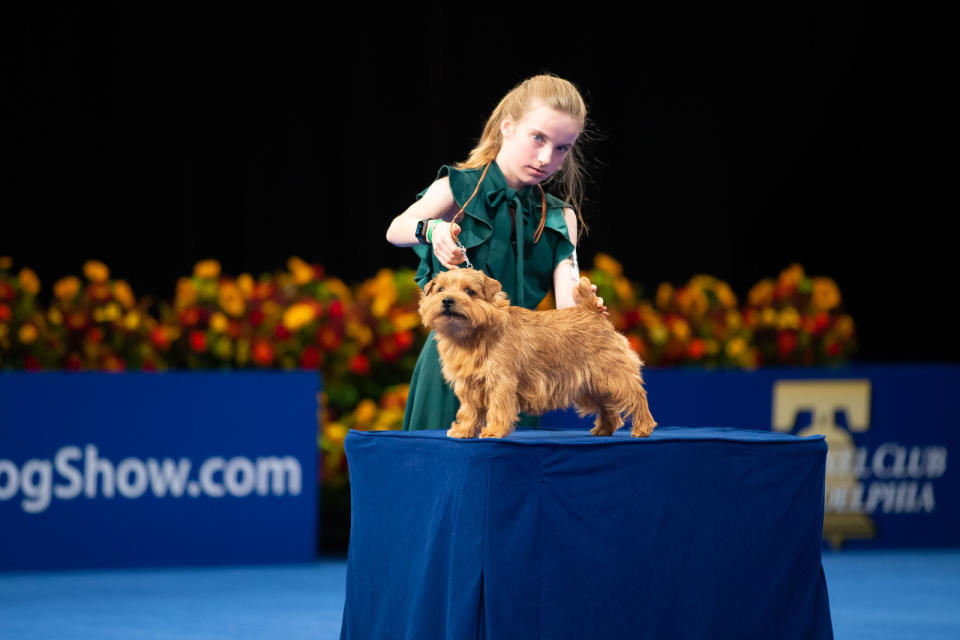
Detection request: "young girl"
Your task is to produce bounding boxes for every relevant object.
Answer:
[386,74,602,431]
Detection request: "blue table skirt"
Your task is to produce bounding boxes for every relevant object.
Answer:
[341,428,833,640]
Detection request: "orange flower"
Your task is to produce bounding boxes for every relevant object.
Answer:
[83,260,110,283]
[0,256,12,270]
[193,259,221,279]
[812,277,841,311]
[18,268,40,295]
[18,323,39,344]
[288,257,315,286]
[593,253,623,277]
[113,280,135,310]
[54,276,81,301]
[218,281,245,317]
[748,279,774,307]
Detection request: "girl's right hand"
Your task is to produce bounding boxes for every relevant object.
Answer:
[432,221,466,269]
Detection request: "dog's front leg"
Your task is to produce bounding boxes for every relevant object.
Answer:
[479,384,519,439]
[447,402,484,439]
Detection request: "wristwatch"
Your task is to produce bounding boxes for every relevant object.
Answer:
[415,219,428,244]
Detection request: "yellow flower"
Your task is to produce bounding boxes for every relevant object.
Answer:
[655,283,673,310]
[122,311,141,331]
[715,282,737,309]
[282,303,317,332]
[113,280,135,309]
[237,273,255,298]
[193,259,221,280]
[288,257,315,286]
[836,315,855,339]
[593,253,623,277]
[650,323,669,345]
[48,308,64,326]
[812,277,841,311]
[94,302,122,323]
[374,407,405,430]
[392,311,422,332]
[18,268,41,295]
[175,277,197,309]
[324,421,349,444]
[354,399,378,426]
[235,338,251,366]
[325,278,353,304]
[613,277,634,305]
[669,317,691,342]
[725,310,742,331]
[209,312,229,333]
[760,307,777,326]
[748,279,775,307]
[218,281,245,317]
[0,256,12,270]
[18,323,38,344]
[83,260,110,283]
[346,320,373,348]
[214,336,233,359]
[726,336,747,359]
[778,307,802,331]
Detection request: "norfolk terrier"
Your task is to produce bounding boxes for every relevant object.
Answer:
[419,268,657,439]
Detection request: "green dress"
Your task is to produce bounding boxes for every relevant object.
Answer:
[402,161,576,431]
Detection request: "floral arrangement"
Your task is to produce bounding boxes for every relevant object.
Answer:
[1,253,856,489]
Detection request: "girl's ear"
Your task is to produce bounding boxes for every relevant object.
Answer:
[501,118,515,139]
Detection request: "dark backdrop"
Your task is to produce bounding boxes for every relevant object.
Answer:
[2,3,956,361]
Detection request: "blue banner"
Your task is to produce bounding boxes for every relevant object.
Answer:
[0,372,319,570]
[544,365,958,549]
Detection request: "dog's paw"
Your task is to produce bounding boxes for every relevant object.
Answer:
[590,424,617,436]
[447,424,476,439]
[479,426,512,439]
[630,419,657,438]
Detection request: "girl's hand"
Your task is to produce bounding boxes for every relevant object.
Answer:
[432,221,466,269]
[572,282,608,316]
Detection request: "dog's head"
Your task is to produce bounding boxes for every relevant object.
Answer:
[418,268,510,337]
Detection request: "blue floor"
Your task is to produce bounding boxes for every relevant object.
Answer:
[1,550,958,639]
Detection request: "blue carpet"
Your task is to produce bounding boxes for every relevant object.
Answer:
[1,551,958,639]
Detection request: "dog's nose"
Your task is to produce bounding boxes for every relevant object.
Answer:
[442,297,454,308]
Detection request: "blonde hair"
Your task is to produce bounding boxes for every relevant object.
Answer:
[456,74,590,238]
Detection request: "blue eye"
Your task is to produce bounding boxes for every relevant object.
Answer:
[533,134,545,143]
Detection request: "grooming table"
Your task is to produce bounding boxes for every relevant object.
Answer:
[340,427,833,639]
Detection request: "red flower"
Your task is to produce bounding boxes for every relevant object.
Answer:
[394,330,413,351]
[377,335,399,361]
[102,355,126,372]
[189,330,207,353]
[329,300,344,320]
[252,339,274,367]
[349,354,371,375]
[300,345,321,369]
[150,326,170,350]
[777,331,798,360]
[313,265,326,280]
[179,308,200,327]
[87,327,104,344]
[142,360,158,372]
[249,308,265,327]
[826,341,842,357]
[24,355,40,371]
[275,324,292,340]
[65,353,83,371]
[688,338,706,360]
[318,326,341,350]
[0,303,11,322]
[0,282,14,301]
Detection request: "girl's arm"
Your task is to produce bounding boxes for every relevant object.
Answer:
[385,177,465,269]
[553,208,606,313]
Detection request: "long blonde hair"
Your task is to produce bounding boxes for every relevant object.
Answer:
[456,74,590,238]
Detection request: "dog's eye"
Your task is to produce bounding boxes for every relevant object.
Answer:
[437,286,444,293]
[464,288,475,297]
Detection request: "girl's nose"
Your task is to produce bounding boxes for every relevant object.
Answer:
[537,146,553,166]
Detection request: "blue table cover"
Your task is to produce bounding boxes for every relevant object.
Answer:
[341,427,833,640]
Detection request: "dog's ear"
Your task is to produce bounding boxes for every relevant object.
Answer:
[423,276,438,297]
[480,273,501,300]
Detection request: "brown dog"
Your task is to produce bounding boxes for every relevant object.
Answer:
[419,268,657,439]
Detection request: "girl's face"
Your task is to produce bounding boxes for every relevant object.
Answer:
[496,103,581,190]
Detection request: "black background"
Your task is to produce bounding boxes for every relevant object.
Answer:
[2,3,957,361]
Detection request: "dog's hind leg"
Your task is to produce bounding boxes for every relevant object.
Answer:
[575,394,623,436]
[627,382,657,438]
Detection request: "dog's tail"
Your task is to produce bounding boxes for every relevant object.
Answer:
[576,277,602,312]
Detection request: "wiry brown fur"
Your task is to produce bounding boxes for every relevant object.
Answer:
[419,268,657,439]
